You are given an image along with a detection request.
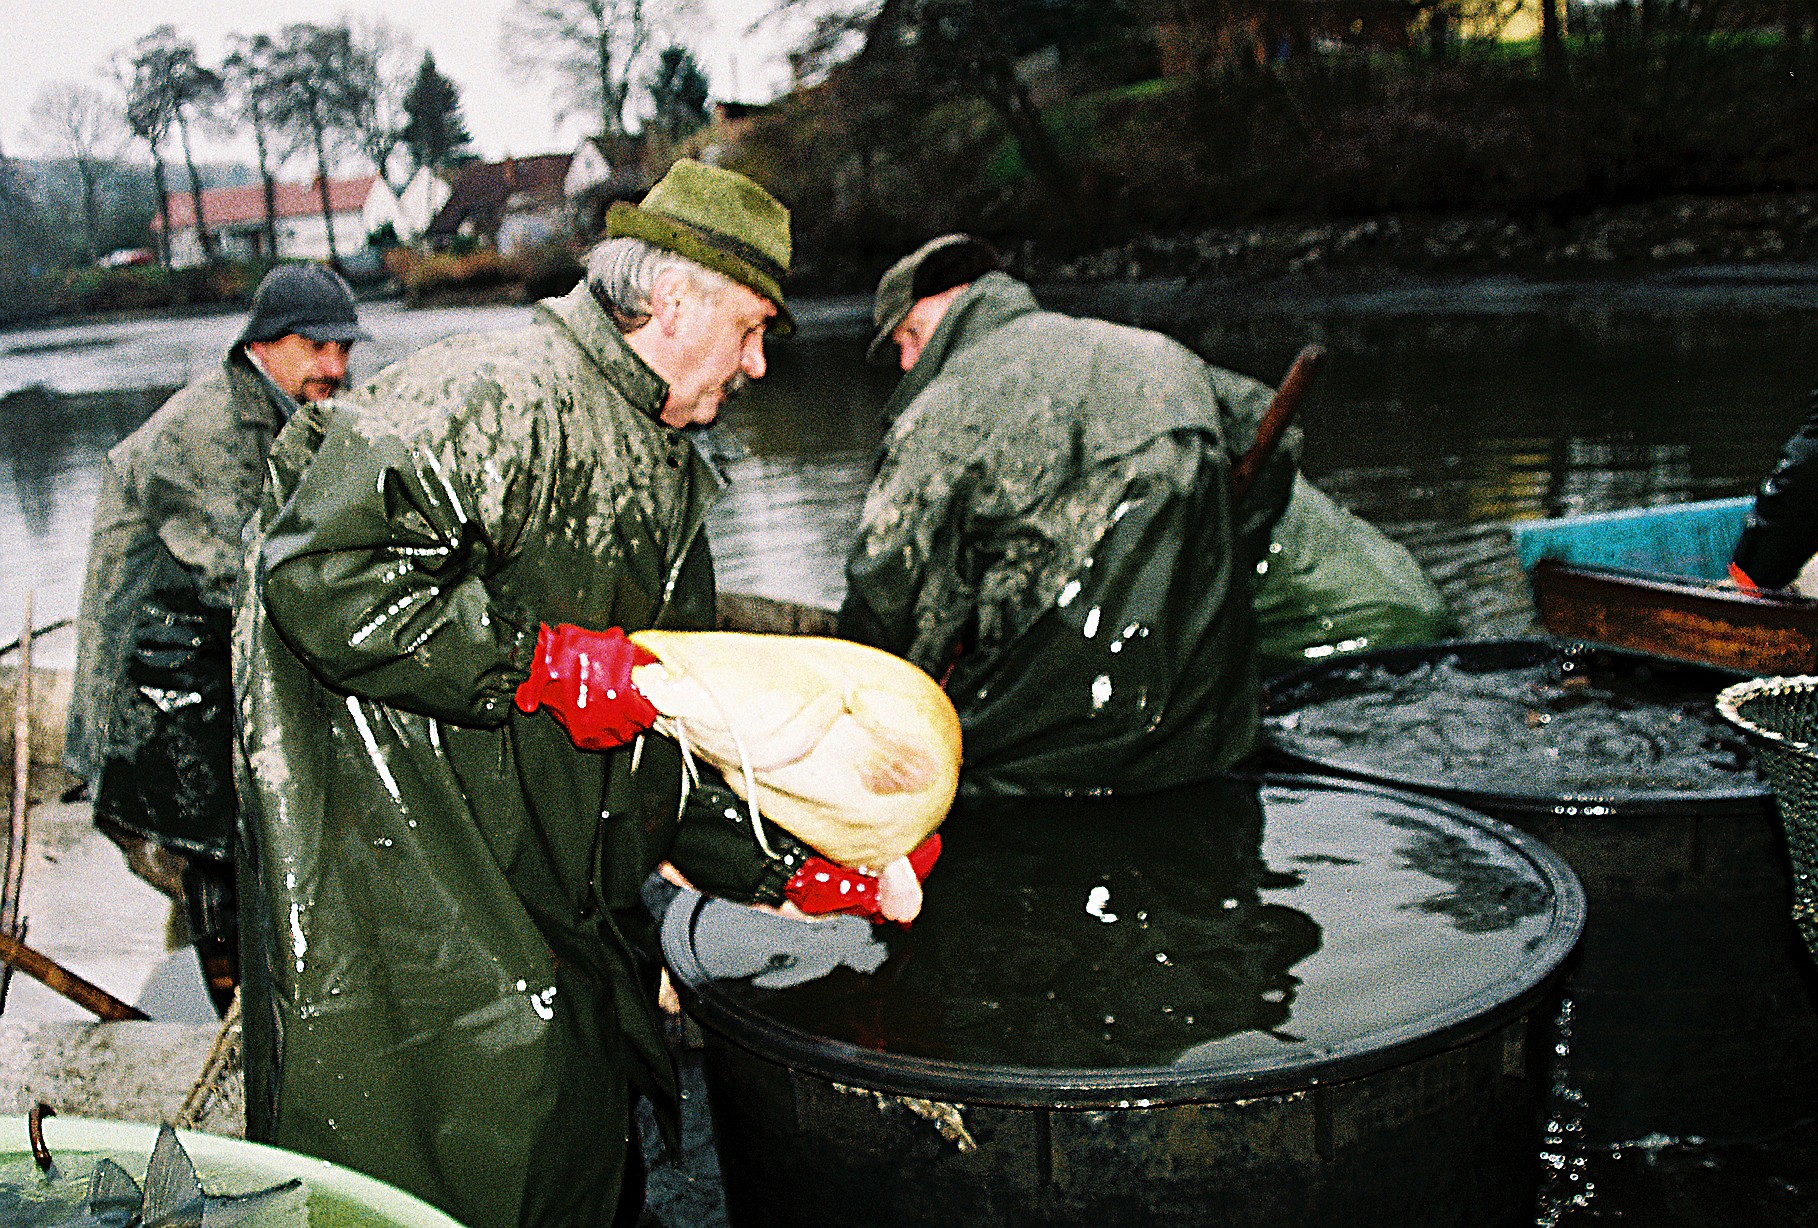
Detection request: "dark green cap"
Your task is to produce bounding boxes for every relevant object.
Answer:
[867,233,1000,364]
[607,159,795,337]
[237,263,369,346]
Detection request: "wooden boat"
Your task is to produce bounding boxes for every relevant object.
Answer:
[1510,497,1818,674]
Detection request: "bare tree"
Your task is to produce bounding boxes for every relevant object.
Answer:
[502,0,700,137]
[266,22,373,270]
[832,0,1119,224]
[0,137,34,257]
[222,32,286,260]
[348,18,418,192]
[22,81,125,264]
[118,27,224,263]
[114,46,177,266]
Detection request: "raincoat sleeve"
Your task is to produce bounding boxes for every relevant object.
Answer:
[667,784,802,904]
[136,442,251,610]
[257,386,542,727]
[1733,386,1818,590]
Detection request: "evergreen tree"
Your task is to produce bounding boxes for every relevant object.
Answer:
[401,52,473,173]
[645,45,710,141]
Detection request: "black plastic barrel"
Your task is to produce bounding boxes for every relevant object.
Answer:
[1264,638,1818,1146]
[662,775,1583,1228]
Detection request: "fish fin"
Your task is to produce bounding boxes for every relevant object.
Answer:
[84,1157,142,1216]
[200,1179,307,1228]
[141,1124,205,1227]
[875,856,924,922]
[845,690,941,794]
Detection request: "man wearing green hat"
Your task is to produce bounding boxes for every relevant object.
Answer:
[67,261,367,1015]
[234,161,806,1228]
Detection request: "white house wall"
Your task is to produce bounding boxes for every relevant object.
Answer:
[397,170,453,241]
[166,209,373,267]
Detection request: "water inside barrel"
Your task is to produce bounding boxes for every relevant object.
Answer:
[682,778,1579,1081]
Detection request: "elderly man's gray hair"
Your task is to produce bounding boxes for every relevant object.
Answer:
[587,236,733,330]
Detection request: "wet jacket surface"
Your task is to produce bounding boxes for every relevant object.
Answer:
[234,284,789,1228]
[1254,477,1460,675]
[838,273,1298,798]
[1733,385,1818,589]
[67,353,287,853]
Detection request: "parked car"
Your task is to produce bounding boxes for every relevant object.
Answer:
[98,248,155,268]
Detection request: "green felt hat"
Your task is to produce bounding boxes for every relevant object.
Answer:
[607,160,795,337]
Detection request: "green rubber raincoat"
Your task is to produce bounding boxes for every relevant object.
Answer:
[234,283,793,1228]
[839,272,1299,798]
[67,353,289,851]
[1254,477,1460,676]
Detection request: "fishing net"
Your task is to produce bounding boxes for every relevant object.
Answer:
[1717,676,1818,962]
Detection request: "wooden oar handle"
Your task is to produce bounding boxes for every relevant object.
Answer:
[0,930,149,1022]
[1232,344,1325,504]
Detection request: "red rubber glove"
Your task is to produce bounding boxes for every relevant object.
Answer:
[784,834,943,923]
[514,624,659,750]
[1729,561,1762,592]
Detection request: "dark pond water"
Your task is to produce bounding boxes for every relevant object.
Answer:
[7,267,1818,666]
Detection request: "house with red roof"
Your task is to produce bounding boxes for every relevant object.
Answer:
[153,174,380,268]
[422,153,572,254]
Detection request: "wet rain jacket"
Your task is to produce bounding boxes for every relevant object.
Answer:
[67,352,288,854]
[235,284,793,1228]
[839,272,1299,798]
[1254,477,1460,675]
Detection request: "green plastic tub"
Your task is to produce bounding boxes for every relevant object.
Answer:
[0,1113,467,1227]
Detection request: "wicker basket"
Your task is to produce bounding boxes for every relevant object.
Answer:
[1717,676,1818,963]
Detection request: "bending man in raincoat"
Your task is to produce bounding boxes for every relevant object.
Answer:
[235,162,827,1228]
[841,235,1454,798]
[66,262,366,1014]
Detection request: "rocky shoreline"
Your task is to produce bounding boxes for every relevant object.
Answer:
[1008,191,1818,288]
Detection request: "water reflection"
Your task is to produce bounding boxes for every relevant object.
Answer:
[1382,811,1554,935]
[698,778,1323,1068]
[4,284,1816,662]
[0,385,75,537]
[681,777,1579,1075]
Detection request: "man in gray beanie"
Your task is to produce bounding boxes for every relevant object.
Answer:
[65,261,367,1014]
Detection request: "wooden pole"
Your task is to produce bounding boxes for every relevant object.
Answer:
[1231,344,1326,505]
[0,616,71,662]
[1,594,32,1011]
[0,930,149,1022]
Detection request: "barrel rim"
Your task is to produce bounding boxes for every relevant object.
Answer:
[662,773,1587,1109]
[1263,636,1769,815]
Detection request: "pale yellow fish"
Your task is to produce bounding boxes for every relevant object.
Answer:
[627,631,961,872]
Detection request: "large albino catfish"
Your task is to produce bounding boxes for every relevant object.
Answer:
[628,631,961,920]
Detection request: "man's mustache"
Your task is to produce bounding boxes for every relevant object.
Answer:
[301,376,345,403]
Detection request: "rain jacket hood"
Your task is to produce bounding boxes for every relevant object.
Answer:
[235,282,792,1228]
[840,272,1299,797]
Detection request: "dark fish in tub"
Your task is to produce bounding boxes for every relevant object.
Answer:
[7,1122,305,1228]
